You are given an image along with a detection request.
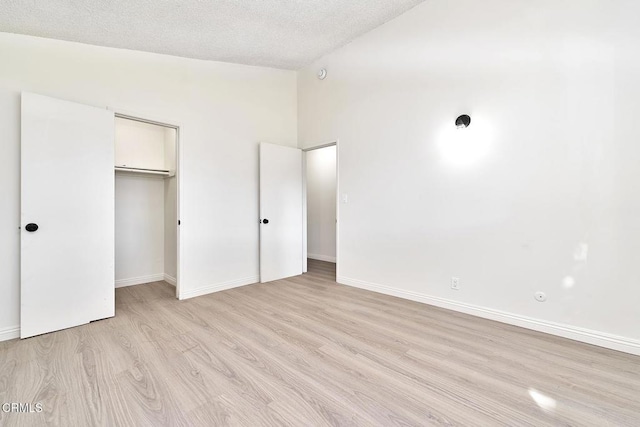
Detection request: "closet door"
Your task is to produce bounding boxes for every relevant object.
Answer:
[21,92,115,338]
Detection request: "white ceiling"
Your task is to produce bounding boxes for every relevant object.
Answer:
[0,0,424,70]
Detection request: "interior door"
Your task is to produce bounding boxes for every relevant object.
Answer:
[21,92,115,338]
[259,142,303,283]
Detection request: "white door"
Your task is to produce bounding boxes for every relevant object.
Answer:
[259,143,303,283]
[21,92,115,338]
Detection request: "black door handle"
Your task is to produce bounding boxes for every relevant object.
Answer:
[262,219,269,224]
[25,223,39,232]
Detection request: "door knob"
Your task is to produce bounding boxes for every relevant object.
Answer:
[25,223,39,232]
[262,219,269,224]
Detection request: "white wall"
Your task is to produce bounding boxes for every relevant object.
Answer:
[306,146,336,262]
[0,33,296,338]
[298,0,640,353]
[115,174,165,286]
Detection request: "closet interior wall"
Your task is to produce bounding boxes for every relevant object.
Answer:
[114,117,177,289]
[164,128,177,285]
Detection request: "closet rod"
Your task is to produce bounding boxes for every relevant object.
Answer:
[115,166,170,176]
[114,113,179,130]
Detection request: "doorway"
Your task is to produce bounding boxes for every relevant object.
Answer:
[114,114,180,299]
[303,142,338,279]
[258,141,339,283]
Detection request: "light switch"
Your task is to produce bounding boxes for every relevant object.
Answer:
[341,193,349,204]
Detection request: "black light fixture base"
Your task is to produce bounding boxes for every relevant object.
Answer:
[455,114,471,128]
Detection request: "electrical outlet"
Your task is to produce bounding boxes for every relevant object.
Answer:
[451,277,460,290]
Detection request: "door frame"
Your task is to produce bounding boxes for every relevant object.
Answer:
[301,140,340,278]
[111,110,182,299]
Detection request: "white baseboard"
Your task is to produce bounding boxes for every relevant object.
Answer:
[179,276,259,300]
[115,273,165,288]
[338,275,640,356]
[308,253,337,263]
[164,274,177,286]
[0,325,20,342]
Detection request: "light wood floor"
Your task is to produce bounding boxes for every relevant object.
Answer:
[1,260,639,426]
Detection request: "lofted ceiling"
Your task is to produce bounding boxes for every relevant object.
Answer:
[0,0,424,70]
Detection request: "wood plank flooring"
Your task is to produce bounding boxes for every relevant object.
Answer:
[1,259,639,426]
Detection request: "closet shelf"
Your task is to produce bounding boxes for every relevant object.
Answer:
[115,166,171,177]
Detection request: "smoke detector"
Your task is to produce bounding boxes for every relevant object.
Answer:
[317,68,327,80]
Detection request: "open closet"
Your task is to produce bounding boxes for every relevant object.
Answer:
[114,115,179,295]
[20,92,182,338]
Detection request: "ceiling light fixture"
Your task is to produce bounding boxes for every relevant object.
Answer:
[317,68,327,80]
[455,114,471,129]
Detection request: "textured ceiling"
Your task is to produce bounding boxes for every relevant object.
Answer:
[0,0,424,69]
